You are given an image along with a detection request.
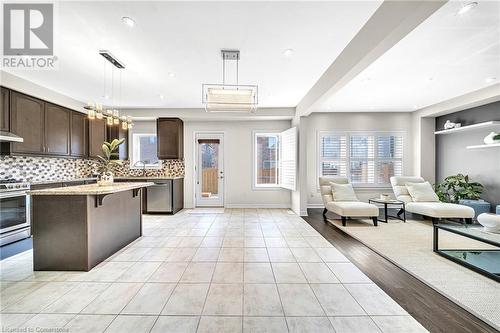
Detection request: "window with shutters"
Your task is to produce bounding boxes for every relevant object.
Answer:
[319,132,403,187]
[254,133,279,187]
[253,128,297,190]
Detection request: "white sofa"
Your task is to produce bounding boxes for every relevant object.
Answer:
[319,176,379,226]
[390,176,474,224]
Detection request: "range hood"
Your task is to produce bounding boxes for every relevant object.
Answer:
[0,131,24,143]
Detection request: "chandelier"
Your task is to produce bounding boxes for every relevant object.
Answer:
[202,50,258,113]
[84,50,133,130]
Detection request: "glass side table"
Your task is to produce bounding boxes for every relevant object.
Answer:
[368,198,406,223]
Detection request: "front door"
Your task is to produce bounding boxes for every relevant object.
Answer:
[196,133,224,207]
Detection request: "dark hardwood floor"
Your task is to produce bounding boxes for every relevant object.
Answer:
[303,208,499,333]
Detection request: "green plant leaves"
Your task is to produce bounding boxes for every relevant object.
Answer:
[97,139,125,174]
[434,173,483,203]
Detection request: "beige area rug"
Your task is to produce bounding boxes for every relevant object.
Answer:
[325,217,500,330]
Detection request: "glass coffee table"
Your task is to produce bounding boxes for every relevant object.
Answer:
[368,198,406,223]
[433,223,500,282]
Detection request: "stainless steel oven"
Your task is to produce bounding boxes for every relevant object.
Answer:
[0,182,31,246]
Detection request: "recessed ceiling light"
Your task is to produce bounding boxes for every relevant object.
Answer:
[159,94,164,100]
[458,2,478,15]
[413,105,418,110]
[427,77,434,82]
[168,72,176,78]
[121,16,135,27]
[485,77,497,83]
[104,95,110,100]
[283,49,294,57]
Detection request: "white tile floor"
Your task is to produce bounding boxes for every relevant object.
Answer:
[0,209,428,332]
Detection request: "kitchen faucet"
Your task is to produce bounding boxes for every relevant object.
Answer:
[133,160,149,176]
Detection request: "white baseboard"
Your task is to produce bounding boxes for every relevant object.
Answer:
[224,203,291,209]
[307,204,325,209]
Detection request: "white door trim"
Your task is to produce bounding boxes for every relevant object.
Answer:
[194,131,225,207]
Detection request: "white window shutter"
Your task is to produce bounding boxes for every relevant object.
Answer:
[279,127,297,191]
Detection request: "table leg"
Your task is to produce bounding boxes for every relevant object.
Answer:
[433,225,438,252]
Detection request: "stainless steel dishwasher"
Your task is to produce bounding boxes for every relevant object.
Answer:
[146,180,172,213]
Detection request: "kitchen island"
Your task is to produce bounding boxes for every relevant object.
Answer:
[30,182,153,271]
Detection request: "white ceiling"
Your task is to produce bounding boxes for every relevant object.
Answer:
[323,0,500,112]
[3,1,382,109]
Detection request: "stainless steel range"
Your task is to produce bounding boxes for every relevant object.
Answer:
[0,180,31,246]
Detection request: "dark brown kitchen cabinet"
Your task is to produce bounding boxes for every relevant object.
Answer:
[45,103,70,156]
[0,87,10,131]
[71,112,87,157]
[107,125,128,160]
[11,92,45,154]
[88,117,107,158]
[157,117,183,159]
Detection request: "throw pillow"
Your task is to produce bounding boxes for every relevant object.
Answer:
[330,182,359,201]
[405,181,440,202]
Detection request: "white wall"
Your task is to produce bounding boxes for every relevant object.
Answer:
[305,112,415,206]
[183,120,292,209]
[1,70,84,113]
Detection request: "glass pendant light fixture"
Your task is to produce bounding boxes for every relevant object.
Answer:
[202,50,258,113]
[84,51,134,129]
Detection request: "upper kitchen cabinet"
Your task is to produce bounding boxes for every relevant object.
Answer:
[88,117,107,158]
[45,103,71,156]
[70,111,88,157]
[0,87,10,132]
[10,91,45,154]
[107,125,128,160]
[157,117,183,159]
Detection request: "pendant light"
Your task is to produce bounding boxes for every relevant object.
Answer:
[202,49,258,113]
[84,50,133,129]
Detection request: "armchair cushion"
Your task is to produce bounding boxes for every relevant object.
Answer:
[390,176,425,203]
[405,181,439,202]
[406,202,474,218]
[326,201,379,217]
[319,176,349,206]
[330,182,358,202]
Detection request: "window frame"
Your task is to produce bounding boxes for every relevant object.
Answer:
[317,130,404,188]
[130,132,163,169]
[252,131,281,189]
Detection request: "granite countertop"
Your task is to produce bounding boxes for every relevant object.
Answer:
[30,177,97,185]
[29,182,154,196]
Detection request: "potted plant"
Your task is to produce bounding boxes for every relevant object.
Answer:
[95,139,124,186]
[434,174,489,219]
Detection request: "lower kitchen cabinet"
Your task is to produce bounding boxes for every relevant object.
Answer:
[115,178,184,214]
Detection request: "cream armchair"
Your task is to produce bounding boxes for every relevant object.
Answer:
[319,176,379,226]
[390,176,474,224]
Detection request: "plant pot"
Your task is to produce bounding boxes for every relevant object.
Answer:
[458,199,491,220]
[97,171,114,186]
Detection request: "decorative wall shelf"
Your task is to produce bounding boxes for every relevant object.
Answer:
[434,121,500,135]
[466,143,500,149]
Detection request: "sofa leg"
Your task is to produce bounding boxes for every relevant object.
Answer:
[372,217,378,227]
[465,218,472,225]
[341,216,347,227]
[322,208,327,217]
[432,217,439,225]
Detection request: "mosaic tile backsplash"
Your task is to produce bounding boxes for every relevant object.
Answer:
[0,156,185,182]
